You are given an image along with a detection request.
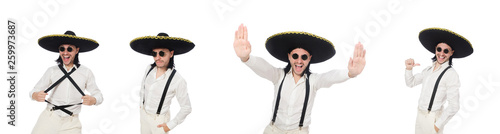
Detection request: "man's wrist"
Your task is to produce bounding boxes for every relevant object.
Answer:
[240,56,249,62]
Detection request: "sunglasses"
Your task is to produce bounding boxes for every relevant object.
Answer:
[152,51,166,57]
[292,53,309,60]
[436,47,450,54]
[59,47,73,52]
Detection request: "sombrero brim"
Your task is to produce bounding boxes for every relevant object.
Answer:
[265,31,335,64]
[38,34,99,53]
[130,36,195,55]
[419,28,473,58]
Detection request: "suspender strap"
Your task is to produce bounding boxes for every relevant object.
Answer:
[427,66,452,112]
[299,73,311,127]
[143,64,156,104]
[45,100,80,116]
[271,73,287,123]
[271,70,311,128]
[156,69,177,114]
[43,64,79,93]
[146,64,156,76]
[57,64,85,96]
[43,64,84,116]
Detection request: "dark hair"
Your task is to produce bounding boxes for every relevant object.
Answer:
[167,56,174,69]
[284,61,311,76]
[432,55,453,66]
[55,53,79,65]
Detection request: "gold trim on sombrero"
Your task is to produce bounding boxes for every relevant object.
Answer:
[130,36,193,45]
[266,31,334,48]
[38,34,98,45]
[420,27,472,48]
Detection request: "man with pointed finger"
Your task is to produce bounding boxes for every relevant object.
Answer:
[30,31,104,134]
[130,33,194,134]
[233,24,366,134]
[405,28,473,134]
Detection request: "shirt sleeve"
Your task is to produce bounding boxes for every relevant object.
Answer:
[434,69,460,129]
[243,55,283,84]
[166,78,192,130]
[29,67,54,100]
[85,69,104,105]
[314,69,350,89]
[405,68,425,88]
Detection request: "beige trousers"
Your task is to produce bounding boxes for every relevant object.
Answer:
[32,108,81,134]
[140,108,171,134]
[415,109,444,134]
[263,123,309,134]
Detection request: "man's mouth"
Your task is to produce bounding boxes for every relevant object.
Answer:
[295,64,303,70]
[438,56,445,60]
[63,56,70,61]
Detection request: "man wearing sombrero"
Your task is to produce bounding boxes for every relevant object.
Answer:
[130,33,193,134]
[405,28,473,134]
[233,24,366,133]
[30,31,104,134]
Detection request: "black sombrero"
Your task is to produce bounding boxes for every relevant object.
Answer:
[419,28,473,58]
[38,31,99,53]
[130,33,195,56]
[266,31,335,64]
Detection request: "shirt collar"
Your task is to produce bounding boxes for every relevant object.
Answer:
[153,67,173,79]
[432,61,450,70]
[62,64,78,72]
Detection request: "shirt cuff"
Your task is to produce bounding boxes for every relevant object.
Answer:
[405,69,413,73]
[434,121,443,130]
[243,55,255,64]
[29,90,35,101]
[343,70,351,79]
[93,95,103,106]
[405,69,413,77]
[166,121,177,130]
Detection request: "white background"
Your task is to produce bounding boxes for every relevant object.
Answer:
[1,0,499,133]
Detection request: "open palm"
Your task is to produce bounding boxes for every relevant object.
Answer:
[348,42,366,78]
[233,24,251,62]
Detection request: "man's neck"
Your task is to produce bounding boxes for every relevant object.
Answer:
[65,63,74,71]
[156,67,168,78]
[292,72,304,84]
[433,61,445,71]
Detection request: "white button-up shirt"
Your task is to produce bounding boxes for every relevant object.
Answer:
[244,56,350,130]
[405,61,460,129]
[140,66,192,130]
[29,65,104,117]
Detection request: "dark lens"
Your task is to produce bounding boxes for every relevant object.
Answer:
[159,51,165,57]
[152,52,157,57]
[443,49,449,54]
[301,54,308,60]
[292,53,298,59]
[59,47,65,52]
[67,47,73,52]
[436,47,442,52]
